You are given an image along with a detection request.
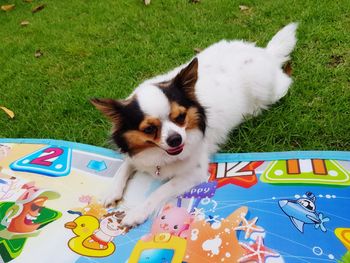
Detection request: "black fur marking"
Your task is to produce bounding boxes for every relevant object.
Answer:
[111,98,144,153]
[159,82,207,135]
[195,103,207,135]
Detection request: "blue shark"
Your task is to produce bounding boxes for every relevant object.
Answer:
[278,192,329,233]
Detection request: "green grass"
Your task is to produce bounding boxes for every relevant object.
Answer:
[1,0,349,152]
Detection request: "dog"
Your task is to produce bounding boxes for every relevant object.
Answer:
[91,23,298,227]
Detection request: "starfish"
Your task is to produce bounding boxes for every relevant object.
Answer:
[234,216,264,239]
[238,236,280,263]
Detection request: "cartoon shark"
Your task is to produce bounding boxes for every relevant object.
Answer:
[278,192,329,233]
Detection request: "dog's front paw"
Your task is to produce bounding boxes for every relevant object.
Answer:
[122,207,149,227]
[102,188,123,208]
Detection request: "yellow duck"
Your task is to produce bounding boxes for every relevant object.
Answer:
[64,215,116,257]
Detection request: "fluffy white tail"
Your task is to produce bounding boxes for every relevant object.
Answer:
[266,23,298,64]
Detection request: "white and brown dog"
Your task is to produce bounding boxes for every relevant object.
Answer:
[91,23,298,226]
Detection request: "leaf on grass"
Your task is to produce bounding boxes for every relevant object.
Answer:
[23,0,33,2]
[1,4,15,11]
[144,0,151,5]
[194,48,202,54]
[0,107,15,119]
[32,4,45,13]
[190,0,201,3]
[239,5,250,11]
[328,54,344,67]
[34,49,43,58]
[20,20,30,26]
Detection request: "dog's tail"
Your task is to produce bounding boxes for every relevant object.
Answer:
[266,23,298,65]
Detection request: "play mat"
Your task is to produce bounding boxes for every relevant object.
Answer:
[0,139,349,263]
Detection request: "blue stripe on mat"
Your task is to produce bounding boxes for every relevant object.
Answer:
[211,151,350,162]
[1,138,349,162]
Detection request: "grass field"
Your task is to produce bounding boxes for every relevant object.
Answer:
[1,0,349,152]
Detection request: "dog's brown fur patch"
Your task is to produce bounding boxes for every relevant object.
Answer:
[169,102,202,131]
[170,102,187,126]
[123,130,156,155]
[139,117,161,136]
[186,106,202,130]
[123,116,161,155]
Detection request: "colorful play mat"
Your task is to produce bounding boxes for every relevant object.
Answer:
[0,139,349,263]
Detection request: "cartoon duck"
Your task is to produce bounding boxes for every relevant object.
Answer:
[65,213,127,257]
[279,192,330,233]
[83,211,128,250]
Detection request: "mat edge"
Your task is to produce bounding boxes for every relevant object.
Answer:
[1,138,349,162]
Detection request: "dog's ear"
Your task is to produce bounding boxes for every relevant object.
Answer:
[174,58,198,100]
[90,98,123,125]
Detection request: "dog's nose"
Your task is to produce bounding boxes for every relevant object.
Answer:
[166,133,182,147]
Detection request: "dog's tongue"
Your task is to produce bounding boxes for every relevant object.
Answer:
[166,145,184,155]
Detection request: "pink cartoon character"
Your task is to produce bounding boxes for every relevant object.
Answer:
[142,204,194,241]
[83,211,129,249]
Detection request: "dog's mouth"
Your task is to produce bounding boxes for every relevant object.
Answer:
[166,145,184,156]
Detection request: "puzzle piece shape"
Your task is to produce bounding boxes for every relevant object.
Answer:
[10,146,72,177]
[71,150,123,178]
[87,160,107,172]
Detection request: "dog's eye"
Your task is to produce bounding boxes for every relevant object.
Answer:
[143,125,157,134]
[173,225,178,230]
[174,113,186,124]
[161,215,166,220]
